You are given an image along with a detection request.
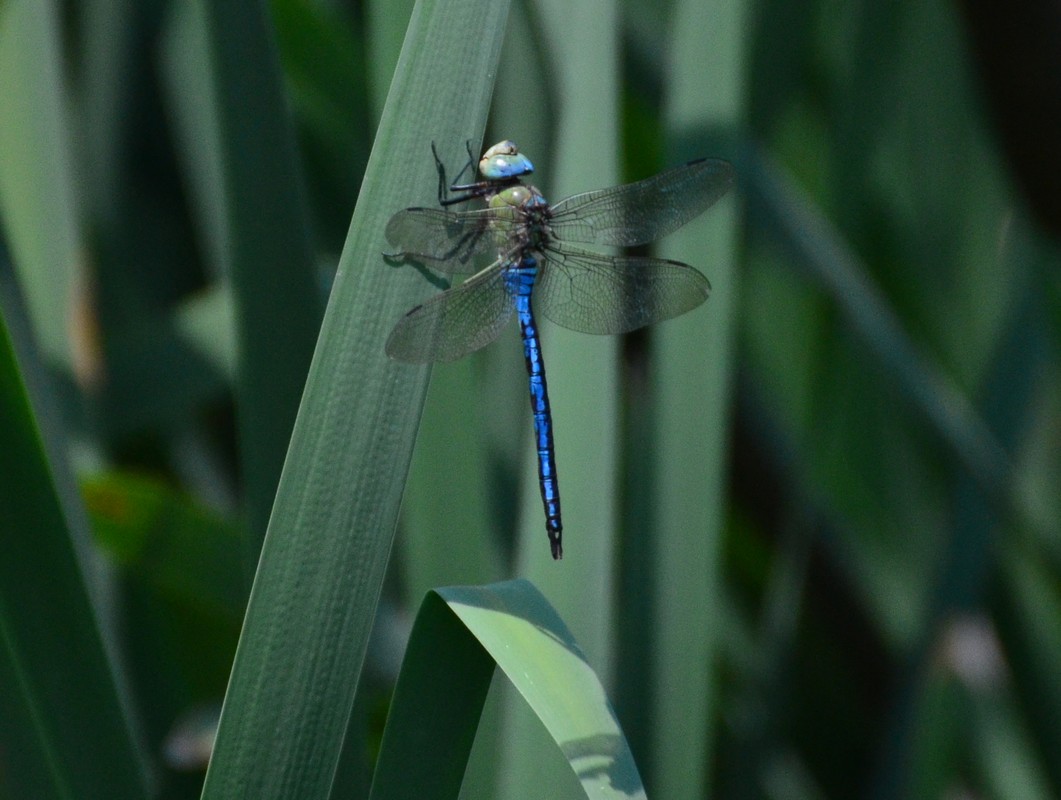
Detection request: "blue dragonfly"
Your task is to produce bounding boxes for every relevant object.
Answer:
[385,141,734,559]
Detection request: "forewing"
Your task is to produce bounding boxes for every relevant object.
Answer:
[385,207,505,274]
[385,264,515,363]
[548,158,734,247]
[535,246,710,335]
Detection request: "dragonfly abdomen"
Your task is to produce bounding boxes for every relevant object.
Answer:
[507,255,563,560]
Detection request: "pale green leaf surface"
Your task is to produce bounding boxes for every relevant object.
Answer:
[402,359,501,601]
[0,0,80,371]
[649,0,747,794]
[199,2,511,797]
[371,581,645,800]
[448,581,645,798]
[365,0,415,117]
[175,286,237,382]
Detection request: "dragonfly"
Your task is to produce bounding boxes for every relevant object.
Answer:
[385,141,734,560]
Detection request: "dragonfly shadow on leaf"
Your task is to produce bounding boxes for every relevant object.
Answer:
[382,249,452,292]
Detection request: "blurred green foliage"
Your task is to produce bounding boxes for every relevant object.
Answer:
[1,0,1059,797]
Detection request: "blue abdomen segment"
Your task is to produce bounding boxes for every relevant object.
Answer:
[507,255,563,559]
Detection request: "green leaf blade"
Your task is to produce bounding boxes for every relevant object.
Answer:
[371,581,645,800]
[199,2,511,797]
[0,271,149,798]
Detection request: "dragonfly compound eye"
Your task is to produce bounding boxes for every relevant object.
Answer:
[479,141,533,180]
[480,152,535,181]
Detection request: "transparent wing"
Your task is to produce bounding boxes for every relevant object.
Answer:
[535,245,710,335]
[385,207,511,274]
[548,158,734,247]
[385,263,515,363]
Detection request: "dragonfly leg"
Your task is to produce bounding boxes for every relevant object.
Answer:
[432,139,481,206]
[431,141,452,205]
[456,139,477,185]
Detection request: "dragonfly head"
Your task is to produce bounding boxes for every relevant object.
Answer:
[480,140,534,181]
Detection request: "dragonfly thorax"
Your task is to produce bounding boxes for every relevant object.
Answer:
[489,183,546,211]
[488,184,552,251]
